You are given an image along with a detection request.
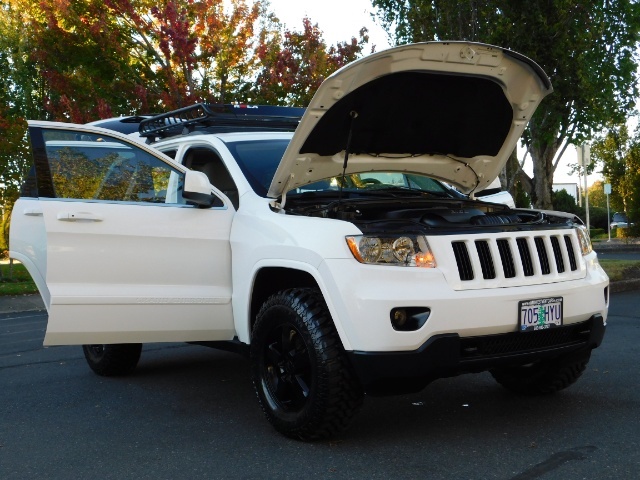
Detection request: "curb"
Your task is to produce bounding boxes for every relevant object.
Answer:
[610,278,640,293]
[594,242,640,253]
[0,294,46,315]
[595,246,640,253]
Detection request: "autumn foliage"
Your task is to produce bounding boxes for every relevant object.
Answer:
[0,0,370,123]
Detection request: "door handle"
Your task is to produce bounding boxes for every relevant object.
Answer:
[23,208,43,216]
[57,212,103,222]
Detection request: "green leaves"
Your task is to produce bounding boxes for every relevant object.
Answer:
[372,0,640,209]
[592,123,640,222]
[1,0,370,116]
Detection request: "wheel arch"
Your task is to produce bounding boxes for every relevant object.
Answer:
[250,267,318,332]
[239,264,353,350]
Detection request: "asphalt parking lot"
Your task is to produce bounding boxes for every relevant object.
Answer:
[0,290,638,479]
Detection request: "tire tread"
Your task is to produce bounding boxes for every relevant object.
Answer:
[251,288,363,440]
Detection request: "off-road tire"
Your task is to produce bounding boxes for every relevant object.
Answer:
[82,343,143,376]
[250,288,364,441]
[490,350,591,395]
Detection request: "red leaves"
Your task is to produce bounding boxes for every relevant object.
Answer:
[253,17,368,106]
[5,0,370,121]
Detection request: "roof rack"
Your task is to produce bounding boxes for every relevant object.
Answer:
[138,103,305,142]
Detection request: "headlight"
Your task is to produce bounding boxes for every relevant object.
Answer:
[346,235,436,267]
[576,225,593,255]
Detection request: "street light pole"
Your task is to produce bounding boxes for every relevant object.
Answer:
[0,182,5,226]
[578,144,591,231]
[605,183,612,242]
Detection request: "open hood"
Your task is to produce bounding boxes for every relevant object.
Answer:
[268,42,552,199]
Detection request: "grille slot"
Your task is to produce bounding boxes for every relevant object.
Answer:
[565,235,578,271]
[551,236,565,273]
[534,237,551,275]
[452,241,473,281]
[517,238,534,276]
[497,239,516,278]
[475,241,496,279]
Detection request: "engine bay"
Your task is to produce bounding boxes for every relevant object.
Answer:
[284,194,577,235]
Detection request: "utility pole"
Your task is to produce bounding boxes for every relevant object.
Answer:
[604,183,612,242]
[577,144,591,230]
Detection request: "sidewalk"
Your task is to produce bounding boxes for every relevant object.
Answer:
[0,293,45,314]
[593,237,640,252]
[0,258,46,314]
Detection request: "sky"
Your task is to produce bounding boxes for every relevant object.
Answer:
[267,0,393,50]
[265,0,598,189]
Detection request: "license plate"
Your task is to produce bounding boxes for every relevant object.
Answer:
[519,297,563,332]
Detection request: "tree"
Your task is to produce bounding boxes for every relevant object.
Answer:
[252,17,370,106]
[16,0,149,121]
[587,180,607,209]
[591,123,640,223]
[372,0,640,209]
[552,189,578,215]
[193,0,263,104]
[0,0,272,121]
[102,0,265,108]
[0,2,32,248]
[2,1,370,117]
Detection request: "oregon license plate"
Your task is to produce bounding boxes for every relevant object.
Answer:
[519,297,563,332]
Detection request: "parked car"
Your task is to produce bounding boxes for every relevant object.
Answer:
[610,212,631,229]
[10,42,608,440]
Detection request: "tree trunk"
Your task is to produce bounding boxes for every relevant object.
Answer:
[219,72,228,105]
[531,146,556,210]
[503,148,533,200]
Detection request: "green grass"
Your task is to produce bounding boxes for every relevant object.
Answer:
[598,259,640,283]
[1,257,640,297]
[0,262,39,296]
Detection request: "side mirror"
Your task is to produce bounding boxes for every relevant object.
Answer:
[183,170,219,208]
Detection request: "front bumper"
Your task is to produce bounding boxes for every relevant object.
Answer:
[320,251,608,352]
[347,314,606,395]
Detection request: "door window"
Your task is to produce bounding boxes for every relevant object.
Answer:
[39,129,184,204]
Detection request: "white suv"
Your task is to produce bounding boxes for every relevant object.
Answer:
[10,42,608,440]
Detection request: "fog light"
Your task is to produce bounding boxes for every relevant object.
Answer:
[392,309,408,328]
[390,307,431,331]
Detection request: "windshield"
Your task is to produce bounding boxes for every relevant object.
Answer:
[224,138,459,198]
[291,172,456,196]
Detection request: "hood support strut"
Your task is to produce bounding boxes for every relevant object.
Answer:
[338,110,359,202]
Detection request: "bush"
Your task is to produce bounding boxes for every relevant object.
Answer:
[570,206,609,230]
[615,224,640,240]
[587,207,609,230]
[552,189,577,214]
[514,183,531,208]
[550,191,607,229]
[0,218,7,252]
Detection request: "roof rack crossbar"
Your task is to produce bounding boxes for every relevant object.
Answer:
[138,103,304,141]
